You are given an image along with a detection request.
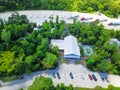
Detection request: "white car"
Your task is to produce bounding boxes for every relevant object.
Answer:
[95,18,107,22]
[68,15,79,19]
[108,21,120,26]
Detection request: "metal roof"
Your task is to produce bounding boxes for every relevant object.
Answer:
[110,38,120,46]
[51,39,64,50]
[64,35,80,57]
[51,35,80,59]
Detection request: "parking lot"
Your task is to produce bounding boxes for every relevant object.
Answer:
[40,64,120,88]
[0,10,120,30]
[1,63,120,90]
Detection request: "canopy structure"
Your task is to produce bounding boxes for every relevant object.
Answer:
[51,35,80,60]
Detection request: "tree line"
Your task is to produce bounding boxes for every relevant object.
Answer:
[0,0,120,18]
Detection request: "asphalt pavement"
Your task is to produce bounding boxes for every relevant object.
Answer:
[0,10,120,30]
[0,64,120,90]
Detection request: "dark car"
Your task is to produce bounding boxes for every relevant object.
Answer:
[105,77,110,83]
[108,22,112,26]
[88,74,93,80]
[56,72,60,79]
[101,77,105,82]
[53,73,56,78]
[92,74,97,81]
[19,75,24,79]
[70,72,73,79]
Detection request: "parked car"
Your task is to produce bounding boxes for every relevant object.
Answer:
[101,77,105,82]
[108,22,120,26]
[80,74,84,80]
[70,72,73,79]
[19,75,24,79]
[105,77,110,83]
[53,73,56,78]
[80,17,93,21]
[88,74,93,80]
[68,15,79,19]
[56,72,60,79]
[92,74,97,81]
[95,18,107,22]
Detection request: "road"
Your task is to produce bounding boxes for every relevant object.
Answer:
[0,64,120,90]
[0,10,120,30]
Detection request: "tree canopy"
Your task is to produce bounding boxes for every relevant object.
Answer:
[28,76,55,90]
[0,0,120,18]
[28,76,73,90]
[0,12,60,77]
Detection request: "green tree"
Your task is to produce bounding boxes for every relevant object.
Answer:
[51,46,59,57]
[1,28,11,49]
[24,55,34,74]
[56,83,73,90]
[97,60,112,72]
[0,51,16,76]
[1,29,11,43]
[15,54,25,75]
[28,76,55,90]
[42,52,58,69]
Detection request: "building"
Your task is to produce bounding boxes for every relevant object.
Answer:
[110,38,120,47]
[51,35,80,60]
[82,45,94,56]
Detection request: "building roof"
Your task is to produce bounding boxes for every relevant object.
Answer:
[51,39,64,50]
[51,35,80,59]
[110,38,120,46]
[64,35,80,57]
[110,38,119,42]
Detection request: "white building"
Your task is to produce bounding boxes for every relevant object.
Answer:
[51,35,80,60]
[110,38,120,47]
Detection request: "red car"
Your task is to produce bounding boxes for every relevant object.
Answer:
[80,17,93,21]
[88,74,93,80]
